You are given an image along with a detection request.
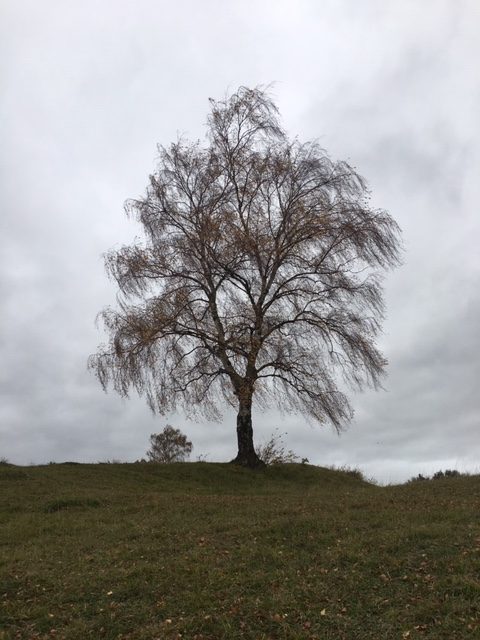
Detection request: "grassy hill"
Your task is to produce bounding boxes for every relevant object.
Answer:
[1,462,479,639]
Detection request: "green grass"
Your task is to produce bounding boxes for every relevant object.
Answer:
[1,463,479,639]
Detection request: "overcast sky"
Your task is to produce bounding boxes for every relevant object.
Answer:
[1,0,479,483]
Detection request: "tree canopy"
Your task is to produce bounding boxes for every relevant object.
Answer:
[89,86,402,467]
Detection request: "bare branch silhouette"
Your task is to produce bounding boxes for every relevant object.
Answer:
[89,86,402,467]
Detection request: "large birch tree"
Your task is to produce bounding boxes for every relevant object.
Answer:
[89,86,402,467]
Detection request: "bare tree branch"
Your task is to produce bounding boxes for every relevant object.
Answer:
[89,85,402,467]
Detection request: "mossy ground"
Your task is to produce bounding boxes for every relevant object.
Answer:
[1,462,479,639]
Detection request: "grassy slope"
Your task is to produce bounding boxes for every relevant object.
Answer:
[1,463,479,639]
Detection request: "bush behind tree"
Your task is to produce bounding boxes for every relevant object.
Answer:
[256,430,301,465]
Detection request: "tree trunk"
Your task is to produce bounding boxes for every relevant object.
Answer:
[230,398,264,468]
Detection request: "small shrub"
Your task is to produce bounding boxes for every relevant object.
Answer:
[433,469,460,480]
[0,457,11,465]
[146,425,193,463]
[326,464,376,483]
[256,430,300,465]
[335,465,367,482]
[408,469,463,483]
[446,469,461,477]
[408,473,428,483]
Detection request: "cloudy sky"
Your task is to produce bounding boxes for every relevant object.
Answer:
[1,0,479,483]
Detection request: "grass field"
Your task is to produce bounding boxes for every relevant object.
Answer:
[1,462,479,639]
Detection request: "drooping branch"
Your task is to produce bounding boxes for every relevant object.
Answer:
[90,85,402,435]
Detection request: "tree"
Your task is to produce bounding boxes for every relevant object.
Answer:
[89,86,401,468]
[146,425,193,463]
